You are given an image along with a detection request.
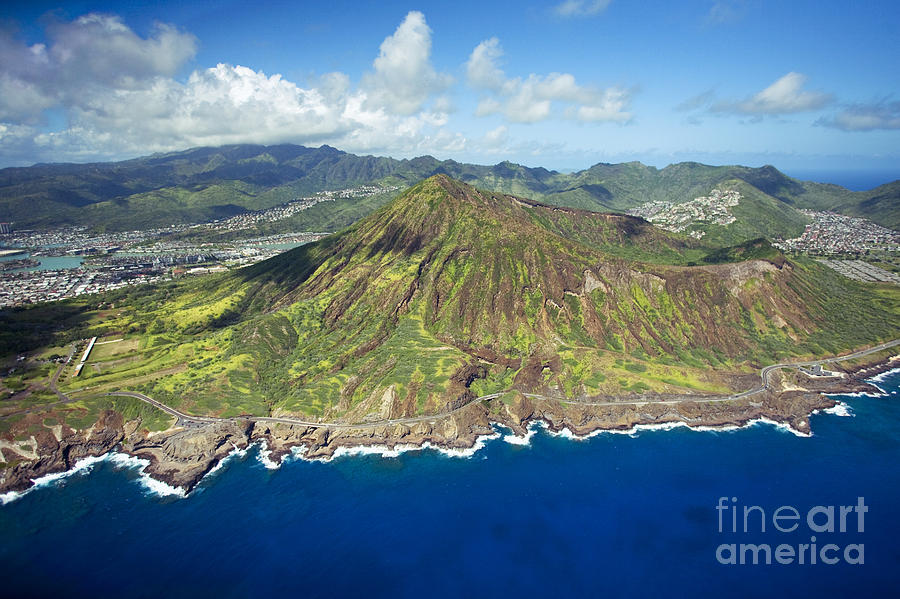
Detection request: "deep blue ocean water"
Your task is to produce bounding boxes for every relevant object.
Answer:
[1,372,898,598]
[781,170,899,191]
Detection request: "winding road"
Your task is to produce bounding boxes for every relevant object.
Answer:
[4,339,896,426]
[97,339,899,430]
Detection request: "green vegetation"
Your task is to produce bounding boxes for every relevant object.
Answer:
[60,396,174,432]
[1,175,897,433]
[701,238,784,265]
[1,144,895,238]
[689,180,809,247]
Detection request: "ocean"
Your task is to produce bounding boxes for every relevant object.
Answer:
[781,170,899,192]
[1,371,898,598]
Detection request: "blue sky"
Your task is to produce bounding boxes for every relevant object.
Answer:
[1,0,898,182]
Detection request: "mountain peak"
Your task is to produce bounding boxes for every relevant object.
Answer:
[404,174,504,211]
[236,172,881,421]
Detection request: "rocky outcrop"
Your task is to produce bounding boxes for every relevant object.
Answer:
[1,410,125,493]
[0,358,894,497]
[124,419,254,490]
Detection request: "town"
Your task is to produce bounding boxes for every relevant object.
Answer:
[773,210,900,255]
[0,185,397,307]
[627,188,741,238]
[196,185,398,232]
[0,231,328,307]
[2,183,898,306]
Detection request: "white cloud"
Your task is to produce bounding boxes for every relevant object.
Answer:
[554,0,612,18]
[465,38,632,124]
[0,12,464,165]
[817,101,900,131]
[0,14,197,123]
[574,88,632,121]
[481,125,509,149]
[45,14,197,84]
[466,38,505,91]
[361,11,452,115]
[475,97,502,117]
[712,72,832,115]
[0,75,57,122]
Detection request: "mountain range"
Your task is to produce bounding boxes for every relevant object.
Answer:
[1,145,897,244]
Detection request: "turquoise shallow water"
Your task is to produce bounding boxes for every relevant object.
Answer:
[0,252,83,271]
[1,372,898,598]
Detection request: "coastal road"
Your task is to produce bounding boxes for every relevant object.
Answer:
[6,340,897,429]
[102,391,506,429]
[101,391,221,427]
[530,338,900,409]
[99,339,898,430]
[753,338,900,393]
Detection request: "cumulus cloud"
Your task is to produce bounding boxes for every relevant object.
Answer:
[712,72,832,115]
[817,101,900,131]
[466,38,505,91]
[554,0,612,17]
[0,14,197,123]
[0,12,463,165]
[361,11,452,115]
[465,38,631,124]
[86,65,353,147]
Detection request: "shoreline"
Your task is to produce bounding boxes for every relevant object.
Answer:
[0,395,874,506]
[1,360,897,504]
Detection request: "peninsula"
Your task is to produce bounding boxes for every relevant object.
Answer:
[1,176,898,495]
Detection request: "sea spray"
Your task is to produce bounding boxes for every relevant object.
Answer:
[541,417,811,440]
[318,430,502,462]
[822,402,854,417]
[105,453,186,498]
[1,452,185,505]
[201,443,251,481]
[255,439,282,470]
[501,422,542,446]
[2,394,872,506]
[866,366,899,385]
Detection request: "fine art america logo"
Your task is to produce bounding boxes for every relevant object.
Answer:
[715,497,867,565]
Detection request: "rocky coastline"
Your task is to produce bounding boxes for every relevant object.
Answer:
[1,357,896,498]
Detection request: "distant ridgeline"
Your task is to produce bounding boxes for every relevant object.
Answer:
[0,144,897,247]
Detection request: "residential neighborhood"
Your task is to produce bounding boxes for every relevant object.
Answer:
[627,188,741,238]
[0,185,399,306]
[773,210,900,255]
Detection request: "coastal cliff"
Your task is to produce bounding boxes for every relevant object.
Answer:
[2,357,893,497]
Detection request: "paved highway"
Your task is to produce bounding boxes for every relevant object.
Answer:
[103,391,506,429]
[529,338,900,408]
[6,340,897,428]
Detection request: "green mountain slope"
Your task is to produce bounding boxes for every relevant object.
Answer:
[1,144,895,240]
[31,176,892,422]
[833,181,900,229]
